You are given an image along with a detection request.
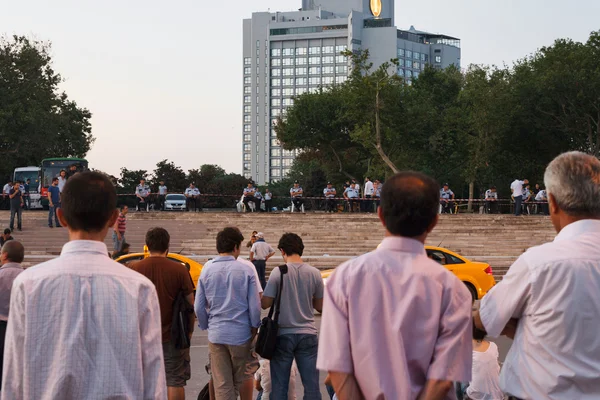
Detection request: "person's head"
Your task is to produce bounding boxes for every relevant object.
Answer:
[247,181,253,188]
[327,182,332,188]
[140,178,145,185]
[69,164,77,171]
[294,180,299,187]
[535,183,540,189]
[51,177,59,186]
[265,189,270,193]
[473,323,486,342]
[350,183,355,188]
[159,180,164,185]
[145,227,170,255]
[256,232,265,240]
[60,170,66,177]
[58,171,118,238]
[278,233,304,259]
[523,179,529,185]
[351,179,357,183]
[2,228,11,239]
[12,182,20,190]
[544,151,600,233]
[120,242,131,254]
[190,183,195,188]
[1,240,24,265]
[490,186,497,192]
[216,227,244,257]
[443,183,449,190]
[379,171,439,241]
[366,177,371,182]
[26,179,30,183]
[120,205,129,215]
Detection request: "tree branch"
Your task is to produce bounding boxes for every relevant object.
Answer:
[329,144,355,180]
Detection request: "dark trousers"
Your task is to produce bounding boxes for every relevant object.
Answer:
[347,199,359,212]
[158,195,166,210]
[10,206,22,230]
[292,197,304,210]
[325,198,336,212]
[48,204,61,227]
[514,195,523,216]
[23,195,30,210]
[361,195,373,212]
[486,201,498,214]
[243,196,257,211]
[540,202,549,215]
[264,199,272,212]
[0,319,7,388]
[186,197,199,211]
[440,201,454,214]
[137,197,148,211]
[252,259,267,289]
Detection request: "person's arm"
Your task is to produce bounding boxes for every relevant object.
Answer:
[416,380,454,400]
[248,273,262,334]
[9,190,18,199]
[194,275,209,330]
[451,192,455,200]
[313,297,323,313]
[250,243,256,261]
[329,371,365,400]
[313,270,325,313]
[265,246,276,261]
[184,272,196,336]
[139,284,168,399]
[261,267,279,309]
[48,190,54,207]
[1,279,26,398]
[254,376,263,392]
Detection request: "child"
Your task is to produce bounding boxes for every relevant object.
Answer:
[465,325,505,399]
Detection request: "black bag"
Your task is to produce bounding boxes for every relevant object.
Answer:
[197,383,210,400]
[255,264,288,359]
[171,290,194,349]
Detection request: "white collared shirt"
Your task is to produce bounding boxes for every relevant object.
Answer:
[185,187,200,196]
[480,219,600,399]
[510,180,524,197]
[57,176,67,192]
[3,183,11,195]
[364,180,374,196]
[1,240,167,399]
[317,237,473,399]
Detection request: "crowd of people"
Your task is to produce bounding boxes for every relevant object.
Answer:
[1,151,600,400]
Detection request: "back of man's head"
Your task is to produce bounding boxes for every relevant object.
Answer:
[61,171,117,233]
[3,228,11,236]
[1,240,25,264]
[545,151,600,218]
[216,227,244,254]
[278,233,304,257]
[380,171,439,238]
[145,228,170,254]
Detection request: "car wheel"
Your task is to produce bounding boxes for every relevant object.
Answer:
[464,282,478,301]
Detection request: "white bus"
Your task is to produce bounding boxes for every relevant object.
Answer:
[13,166,42,209]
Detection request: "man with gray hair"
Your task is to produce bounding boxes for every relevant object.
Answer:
[0,240,25,388]
[474,151,600,399]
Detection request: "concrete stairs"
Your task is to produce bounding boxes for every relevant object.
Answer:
[0,211,556,282]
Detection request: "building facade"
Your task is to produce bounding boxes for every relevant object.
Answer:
[242,0,461,184]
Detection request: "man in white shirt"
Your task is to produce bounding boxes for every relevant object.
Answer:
[475,151,600,399]
[158,180,168,211]
[362,177,374,212]
[485,186,499,214]
[57,169,68,193]
[184,183,201,212]
[1,171,167,399]
[535,188,549,215]
[510,178,528,216]
[250,232,276,289]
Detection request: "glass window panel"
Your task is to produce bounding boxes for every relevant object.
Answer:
[295,67,307,75]
[271,59,281,66]
[283,78,294,86]
[244,57,251,65]
[435,55,442,63]
[296,87,307,95]
[309,56,321,65]
[244,77,251,84]
[413,61,420,69]
[271,169,281,177]
[271,98,281,106]
[421,53,426,61]
[271,49,281,57]
[397,48,405,57]
[283,48,294,56]
[323,76,334,85]
[335,76,346,84]
[405,59,412,68]
[244,96,251,103]
[271,78,281,86]
[283,98,294,106]
[336,65,347,74]
[414,71,420,78]
[244,134,251,142]
[296,47,307,55]
[406,70,413,77]
[335,45,347,53]
[335,55,346,63]
[244,86,251,94]
[244,125,251,132]
[271,88,281,96]
[271,158,281,166]
[414,52,420,60]
[244,67,251,74]
[244,105,251,113]
[309,66,321,75]
[322,66,334,74]
[397,68,404,77]
[271,68,281,76]
[309,47,321,55]
[271,109,281,116]
[322,46,334,54]
[283,58,294,66]
[243,144,251,151]
[406,50,412,59]
[244,115,251,122]
[244,153,251,161]
[309,76,321,85]
[283,68,294,76]
[295,77,307,86]
[271,149,281,157]
[296,58,307,65]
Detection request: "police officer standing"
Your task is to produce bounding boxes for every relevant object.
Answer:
[290,180,304,212]
[23,179,31,210]
[242,181,258,212]
[184,183,201,212]
[439,183,455,214]
[264,189,273,212]
[135,178,150,212]
[157,180,167,211]
[323,182,337,213]
[362,177,374,212]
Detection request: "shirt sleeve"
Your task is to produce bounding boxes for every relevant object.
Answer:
[250,243,257,253]
[314,270,324,299]
[316,268,354,374]
[1,279,26,397]
[426,280,473,382]
[180,266,195,296]
[195,273,209,330]
[247,273,262,328]
[263,267,280,298]
[139,283,168,399]
[479,255,532,337]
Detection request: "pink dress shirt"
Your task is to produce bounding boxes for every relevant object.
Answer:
[317,236,473,400]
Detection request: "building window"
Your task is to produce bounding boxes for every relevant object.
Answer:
[271,118,279,126]
[271,68,281,77]
[243,163,250,170]
[336,65,347,74]
[271,108,281,117]
[271,138,281,147]
[322,66,334,74]
[244,115,251,123]
[335,45,347,53]
[283,88,294,96]
[406,70,413,78]
[335,76,346,84]
[296,87,307,95]
[295,67,307,75]
[414,71,420,79]
[309,66,321,75]
[283,78,294,86]
[397,48,405,57]
[271,88,281,96]
[421,53,426,61]
[322,46,334,54]
[282,158,294,166]
[244,77,251,84]
[244,86,251,94]
[271,58,281,67]
[244,105,251,113]
[271,149,281,157]
[283,98,294,106]
[414,52,420,60]
[283,58,294,66]
[296,58,307,66]
[323,76,334,85]
[244,134,251,142]
[271,49,281,57]
[322,56,334,64]
[244,96,251,103]
[295,77,307,86]
[309,47,321,55]
[309,57,321,65]
[421,63,426,70]
[244,124,251,132]
[271,169,281,177]
[397,68,404,77]
[406,50,412,59]
[283,68,294,76]
[335,55,347,63]
[244,153,251,161]
[244,67,251,75]
[271,78,281,86]
[244,57,251,65]
[283,168,291,176]
[405,59,412,68]
[271,158,281,166]
[271,98,281,107]
[243,144,251,151]
[435,55,442,63]
[309,76,321,86]
[296,47,307,55]
[413,61,420,69]
[283,48,294,56]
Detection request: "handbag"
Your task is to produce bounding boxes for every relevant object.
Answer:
[255,264,288,359]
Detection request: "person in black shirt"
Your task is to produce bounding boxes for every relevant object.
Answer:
[8,183,23,231]
[0,229,13,246]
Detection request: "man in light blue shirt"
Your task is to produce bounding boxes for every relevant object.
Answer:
[195,227,261,400]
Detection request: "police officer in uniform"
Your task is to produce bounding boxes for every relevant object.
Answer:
[439,183,455,214]
[484,186,498,214]
[135,178,150,212]
[264,189,273,212]
[184,183,201,212]
[242,181,258,212]
[157,180,167,211]
[323,182,337,213]
[344,183,360,212]
[290,180,304,211]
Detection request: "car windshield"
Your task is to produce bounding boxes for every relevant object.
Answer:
[167,194,186,201]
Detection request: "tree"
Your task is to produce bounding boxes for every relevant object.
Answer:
[151,160,186,193]
[0,35,93,181]
[118,168,147,195]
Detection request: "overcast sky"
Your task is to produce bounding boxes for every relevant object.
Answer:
[1,0,598,177]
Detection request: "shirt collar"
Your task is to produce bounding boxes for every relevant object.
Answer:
[213,255,236,262]
[0,262,23,270]
[554,219,600,242]
[61,240,109,257]
[377,236,426,255]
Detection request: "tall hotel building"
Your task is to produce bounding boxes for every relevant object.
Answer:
[242,0,461,184]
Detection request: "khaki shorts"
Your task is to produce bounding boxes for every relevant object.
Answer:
[208,339,259,397]
[163,341,191,387]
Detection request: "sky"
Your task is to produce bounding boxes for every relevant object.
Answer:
[1,0,599,177]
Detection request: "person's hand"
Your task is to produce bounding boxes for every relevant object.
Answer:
[117,233,122,241]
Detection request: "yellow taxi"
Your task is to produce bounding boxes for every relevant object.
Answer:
[116,247,203,290]
[320,245,496,301]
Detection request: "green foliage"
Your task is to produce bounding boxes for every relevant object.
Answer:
[118,168,148,194]
[151,160,187,193]
[0,35,93,182]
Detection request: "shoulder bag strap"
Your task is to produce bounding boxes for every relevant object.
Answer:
[272,265,288,323]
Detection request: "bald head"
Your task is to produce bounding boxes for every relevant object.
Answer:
[1,240,24,264]
[379,171,440,238]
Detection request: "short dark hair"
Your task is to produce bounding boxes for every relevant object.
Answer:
[52,177,59,183]
[121,242,130,250]
[145,228,170,253]
[473,325,486,341]
[216,227,244,253]
[278,233,304,257]
[119,204,128,211]
[490,186,496,190]
[380,171,439,237]
[1,240,24,263]
[61,171,117,232]
[3,228,11,235]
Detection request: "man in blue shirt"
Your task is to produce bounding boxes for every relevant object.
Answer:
[195,227,261,400]
[344,183,359,213]
[47,177,62,228]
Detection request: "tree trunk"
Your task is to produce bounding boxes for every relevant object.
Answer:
[468,181,475,213]
[375,88,400,174]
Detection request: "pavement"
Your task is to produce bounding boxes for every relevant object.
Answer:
[184,314,513,399]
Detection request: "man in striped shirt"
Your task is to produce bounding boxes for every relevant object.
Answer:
[112,205,128,254]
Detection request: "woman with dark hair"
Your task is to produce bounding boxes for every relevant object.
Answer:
[463,326,504,400]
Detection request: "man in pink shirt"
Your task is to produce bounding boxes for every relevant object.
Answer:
[317,171,473,400]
